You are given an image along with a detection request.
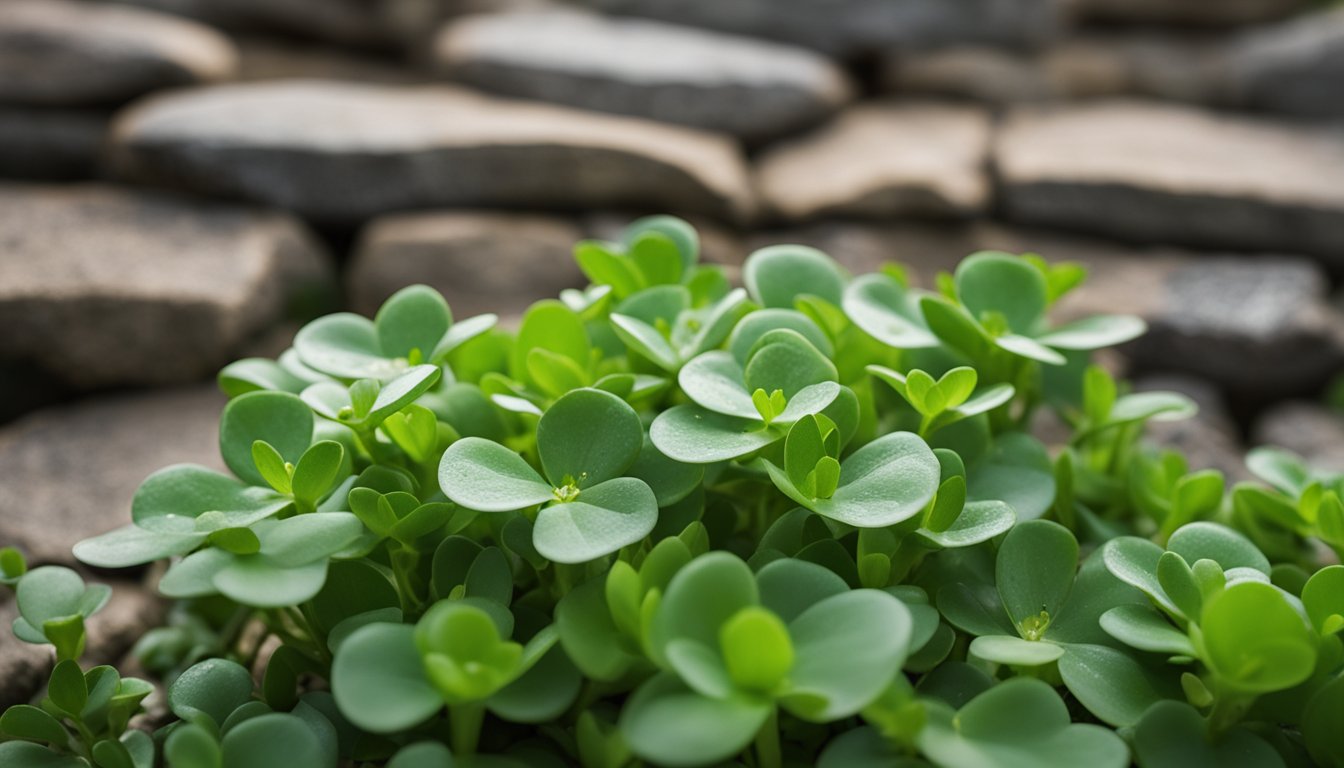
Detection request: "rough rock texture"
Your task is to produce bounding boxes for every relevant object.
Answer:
[106,0,449,48]
[1066,0,1303,26]
[885,36,1226,105]
[1135,374,1249,481]
[1227,8,1344,119]
[982,225,1344,399]
[0,108,107,180]
[108,80,754,223]
[995,101,1344,264]
[0,582,164,708]
[0,0,236,106]
[0,184,333,388]
[435,10,853,142]
[1253,402,1344,471]
[577,0,1059,56]
[0,387,226,568]
[349,212,586,318]
[754,103,991,221]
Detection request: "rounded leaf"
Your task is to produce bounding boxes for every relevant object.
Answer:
[1200,581,1316,694]
[536,388,644,488]
[169,659,254,728]
[842,274,938,349]
[221,713,330,768]
[954,252,1048,334]
[533,478,658,564]
[995,519,1078,629]
[219,392,314,487]
[439,437,552,512]
[812,432,940,528]
[620,673,771,768]
[743,245,846,309]
[332,623,442,733]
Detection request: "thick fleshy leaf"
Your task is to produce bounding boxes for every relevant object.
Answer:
[1099,605,1194,655]
[783,590,912,720]
[994,334,1067,365]
[819,727,927,768]
[628,434,703,507]
[1101,537,1176,615]
[969,635,1064,666]
[257,513,363,566]
[295,313,404,380]
[1302,565,1344,635]
[620,673,771,768]
[536,388,644,488]
[16,566,108,632]
[678,351,757,419]
[916,500,1015,549]
[533,478,658,564]
[649,405,781,464]
[375,285,452,361]
[0,742,88,768]
[213,558,329,608]
[1046,552,1148,646]
[74,524,205,569]
[727,308,833,365]
[955,252,1048,334]
[1303,673,1344,767]
[1036,315,1146,350]
[218,358,309,397]
[649,552,758,667]
[364,365,442,427]
[995,520,1078,629]
[610,313,679,371]
[332,623,442,733]
[130,464,290,534]
[967,433,1056,520]
[918,678,1128,768]
[755,558,849,624]
[169,658,254,728]
[509,300,590,389]
[488,644,583,723]
[439,437,552,512]
[219,392,314,487]
[1200,581,1316,694]
[810,432,940,527]
[1132,700,1284,768]
[221,713,330,768]
[1166,522,1270,575]
[743,331,838,399]
[743,244,846,309]
[936,582,1016,639]
[842,274,939,349]
[556,579,642,682]
[431,313,497,361]
[1057,644,1172,728]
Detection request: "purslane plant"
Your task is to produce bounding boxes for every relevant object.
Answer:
[2,215,1341,768]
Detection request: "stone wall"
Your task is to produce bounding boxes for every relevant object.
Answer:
[1,0,1343,697]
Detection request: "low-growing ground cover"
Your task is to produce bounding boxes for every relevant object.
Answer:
[2,216,1341,768]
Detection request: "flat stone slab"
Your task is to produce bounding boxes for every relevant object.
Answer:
[350,211,586,319]
[108,80,754,223]
[0,582,163,708]
[435,10,853,142]
[580,0,1058,56]
[755,103,991,221]
[1227,8,1344,119]
[0,183,333,388]
[0,386,226,568]
[107,0,449,48]
[995,100,1344,264]
[0,0,236,106]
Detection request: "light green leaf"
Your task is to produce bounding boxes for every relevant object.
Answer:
[219,391,314,487]
[533,478,658,564]
[955,252,1048,334]
[438,438,552,512]
[536,388,644,488]
[375,285,452,362]
[649,405,781,464]
[842,274,939,349]
[1036,315,1146,351]
[744,244,846,309]
[620,673,771,768]
[811,432,940,528]
[995,520,1078,629]
[332,623,442,733]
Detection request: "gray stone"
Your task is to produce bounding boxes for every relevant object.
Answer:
[0,0,236,107]
[434,10,853,143]
[1065,0,1302,26]
[577,0,1059,57]
[754,103,992,221]
[886,36,1225,105]
[0,183,334,388]
[746,220,983,277]
[1134,374,1248,480]
[106,0,449,48]
[1228,8,1344,119]
[980,225,1344,399]
[0,108,107,180]
[1252,402,1344,472]
[108,80,755,223]
[349,211,586,319]
[0,387,226,568]
[995,100,1344,265]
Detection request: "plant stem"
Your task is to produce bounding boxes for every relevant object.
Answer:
[754,706,781,768]
[450,702,486,755]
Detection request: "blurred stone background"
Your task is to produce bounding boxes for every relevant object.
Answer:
[2,0,1344,698]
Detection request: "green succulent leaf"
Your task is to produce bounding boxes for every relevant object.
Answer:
[744,244,846,309]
